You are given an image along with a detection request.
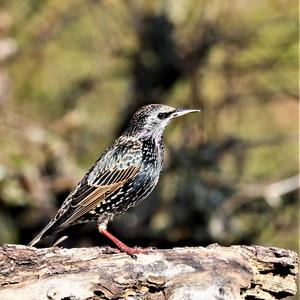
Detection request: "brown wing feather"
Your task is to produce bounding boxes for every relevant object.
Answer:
[58,165,139,228]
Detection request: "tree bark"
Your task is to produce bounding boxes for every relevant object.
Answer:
[0,244,298,300]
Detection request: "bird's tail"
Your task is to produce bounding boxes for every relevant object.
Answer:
[28,220,57,247]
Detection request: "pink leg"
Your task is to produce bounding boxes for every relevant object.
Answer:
[98,228,148,255]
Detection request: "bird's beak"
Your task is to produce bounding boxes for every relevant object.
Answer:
[171,108,201,118]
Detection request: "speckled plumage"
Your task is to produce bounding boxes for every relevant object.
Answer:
[29,104,199,252]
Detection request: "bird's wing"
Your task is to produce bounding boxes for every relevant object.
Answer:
[56,138,142,228]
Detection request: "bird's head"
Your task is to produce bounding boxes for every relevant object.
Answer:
[125,104,200,138]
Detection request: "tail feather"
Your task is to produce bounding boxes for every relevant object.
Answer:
[28,220,57,247]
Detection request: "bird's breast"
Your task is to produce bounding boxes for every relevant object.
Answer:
[141,138,164,172]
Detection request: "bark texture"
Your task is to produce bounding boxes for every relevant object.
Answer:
[0,244,298,300]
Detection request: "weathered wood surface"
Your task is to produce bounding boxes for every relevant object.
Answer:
[0,244,298,300]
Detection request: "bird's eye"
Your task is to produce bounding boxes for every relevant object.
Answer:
[157,113,165,119]
[157,111,174,119]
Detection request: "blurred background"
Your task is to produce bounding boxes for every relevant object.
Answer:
[0,0,298,259]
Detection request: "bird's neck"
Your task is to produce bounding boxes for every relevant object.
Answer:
[138,130,163,145]
[124,125,163,140]
[125,129,163,153]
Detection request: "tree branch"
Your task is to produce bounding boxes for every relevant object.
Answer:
[0,244,298,300]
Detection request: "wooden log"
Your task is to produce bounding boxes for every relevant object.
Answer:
[0,244,298,300]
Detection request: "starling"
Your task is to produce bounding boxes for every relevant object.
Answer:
[28,104,200,255]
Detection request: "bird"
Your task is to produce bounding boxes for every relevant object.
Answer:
[28,104,200,255]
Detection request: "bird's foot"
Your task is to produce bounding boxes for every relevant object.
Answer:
[98,228,150,258]
[116,245,150,259]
